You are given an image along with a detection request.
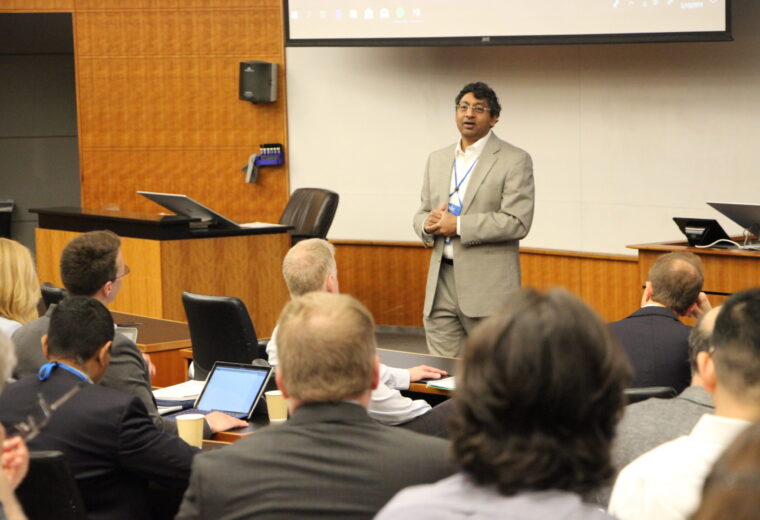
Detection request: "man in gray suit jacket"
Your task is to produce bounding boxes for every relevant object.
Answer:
[414,81,535,356]
[176,292,455,520]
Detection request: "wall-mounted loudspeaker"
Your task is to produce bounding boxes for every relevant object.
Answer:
[239,61,278,103]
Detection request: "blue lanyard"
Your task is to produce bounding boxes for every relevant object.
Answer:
[449,157,478,204]
[38,362,90,383]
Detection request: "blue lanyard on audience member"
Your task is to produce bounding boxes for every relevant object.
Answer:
[38,362,90,383]
[449,157,478,207]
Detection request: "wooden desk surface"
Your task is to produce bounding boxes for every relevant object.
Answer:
[112,311,191,353]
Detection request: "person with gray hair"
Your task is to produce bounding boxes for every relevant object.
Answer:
[267,238,452,437]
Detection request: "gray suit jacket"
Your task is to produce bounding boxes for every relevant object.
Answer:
[12,305,178,435]
[176,401,456,519]
[413,133,535,317]
[592,386,714,506]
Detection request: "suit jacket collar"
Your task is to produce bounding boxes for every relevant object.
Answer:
[289,401,375,426]
[677,386,714,409]
[627,305,681,321]
[462,133,501,213]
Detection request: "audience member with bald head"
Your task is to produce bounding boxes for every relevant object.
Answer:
[594,306,719,506]
[609,252,711,393]
[610,288,760,520]
[177,292,454,519]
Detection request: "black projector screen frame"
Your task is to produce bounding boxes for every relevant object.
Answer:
[284,1,732,47]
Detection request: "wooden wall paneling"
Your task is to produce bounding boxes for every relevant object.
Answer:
[34,228,77,287]
[145,348,186,388]
[73,1,281,11]
[35,229,166,317]
[0,1,73,11]
[578,256,640,322]
[334,242,430,327]
[108,235,164,317]
[73,5,289,226]
[521,250,582,293]
[159,232,290,337]
[335,242,642,327]
[79,149,287,224]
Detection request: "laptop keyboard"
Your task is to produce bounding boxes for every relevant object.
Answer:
[174,409,248,420]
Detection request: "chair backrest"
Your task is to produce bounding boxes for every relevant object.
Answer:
[624,386,677,404]
[16,450,87,520]
[41,282,67,309]
[182,291,260,380]
[278,188,339,244]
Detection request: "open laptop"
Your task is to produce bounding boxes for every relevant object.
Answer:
[138,191,241,229]
[173,361,272,421]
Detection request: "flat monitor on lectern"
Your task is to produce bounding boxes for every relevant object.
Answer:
[707,201,760,238]
[137,191,240,229]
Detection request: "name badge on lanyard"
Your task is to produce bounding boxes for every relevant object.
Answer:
[449,157,478,218]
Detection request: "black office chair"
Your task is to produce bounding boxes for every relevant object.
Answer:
[182,291,264,381]
[278,188,339,245]
[16,450,87,520]
[41,282,67,309]
[624,386,677,404]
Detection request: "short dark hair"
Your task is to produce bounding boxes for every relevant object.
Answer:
[47,296,114,365]
[711,288,760,400]
[60,231,121,296]
[648,252,704,315]
[455,82,501,118]
[451,288,631,496]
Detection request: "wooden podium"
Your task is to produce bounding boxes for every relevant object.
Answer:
[32,207,291,338]
[630,239,760,306]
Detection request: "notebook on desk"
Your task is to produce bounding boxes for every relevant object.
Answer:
[170,362,272,421]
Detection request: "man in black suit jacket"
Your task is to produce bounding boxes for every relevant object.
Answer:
[0,296,197,520]
[609,252,711,394]
[176,292,455,520]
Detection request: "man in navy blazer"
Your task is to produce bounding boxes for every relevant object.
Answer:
[609,252,711,394]
[0,296,196,520]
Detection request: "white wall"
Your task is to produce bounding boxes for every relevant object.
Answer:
[286,0,759,255]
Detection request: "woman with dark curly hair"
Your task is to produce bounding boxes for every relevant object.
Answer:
[376,287,632,519]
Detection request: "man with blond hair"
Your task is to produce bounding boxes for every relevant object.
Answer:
[176,292,454,519]
[609,251,711,393]
[267,238,451,437]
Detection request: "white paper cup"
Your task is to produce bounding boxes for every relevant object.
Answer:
[176,413,205,447]
[265,390,288,423]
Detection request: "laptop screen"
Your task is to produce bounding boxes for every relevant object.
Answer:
[195,363,271,417]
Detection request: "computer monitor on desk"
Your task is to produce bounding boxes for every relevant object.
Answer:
[138,191,240,229]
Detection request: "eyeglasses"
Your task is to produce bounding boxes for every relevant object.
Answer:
[114,264,130,280]
[7,385,82,442]
[456,104,491,114]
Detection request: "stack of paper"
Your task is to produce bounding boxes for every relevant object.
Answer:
[426,376,456,391]
[153,380,205,414]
